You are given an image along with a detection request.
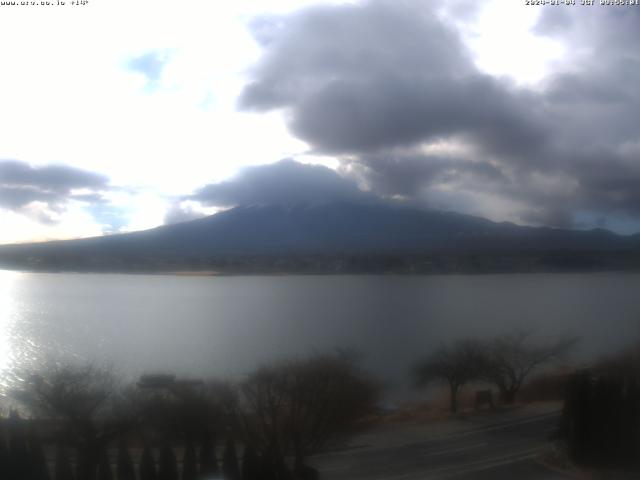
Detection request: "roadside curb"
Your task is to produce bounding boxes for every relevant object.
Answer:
[536,455,584,479]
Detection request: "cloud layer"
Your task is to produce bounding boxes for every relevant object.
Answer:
[4,1,640,240]
[0,160,110,223]
[237,0,640,232]
[191,159,370,207]
[240,1,546,158]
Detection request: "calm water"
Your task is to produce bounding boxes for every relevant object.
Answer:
[1,270,640,399]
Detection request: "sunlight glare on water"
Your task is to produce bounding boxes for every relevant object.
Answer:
[0,269,21,394]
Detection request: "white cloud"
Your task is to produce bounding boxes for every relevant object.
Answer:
[442,0,566,86]
[0,0,585,242]
[0,204,104,245]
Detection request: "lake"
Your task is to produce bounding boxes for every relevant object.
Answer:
[1,270,639,400]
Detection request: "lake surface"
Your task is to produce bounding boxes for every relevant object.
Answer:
[1,270,639,400]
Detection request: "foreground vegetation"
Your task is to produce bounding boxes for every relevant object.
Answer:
[559,345,640,472]
[413,332,577,413]
[0,351,378,480]
[3,335,639,478]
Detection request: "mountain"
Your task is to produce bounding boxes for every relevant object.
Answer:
[1,201,639,273]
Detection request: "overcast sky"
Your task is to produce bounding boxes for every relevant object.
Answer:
[1,0,639,244]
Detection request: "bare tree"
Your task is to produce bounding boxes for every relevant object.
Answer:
[484,332,577,404]
[238,363,289,467]
[414,339,488,413]
[132,374,234,442]
[239,351,379,468]
[13,364,133,480]
[284,352,378,467]
[14,364,118,421]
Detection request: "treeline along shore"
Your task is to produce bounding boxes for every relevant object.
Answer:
[2,335,640,479]
[3,251,640,275]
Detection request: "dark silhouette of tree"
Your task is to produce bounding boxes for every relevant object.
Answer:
[240,351,378,466]
[259,444,290,480]
[53,446,74,480]
[286,352,376,468]
[414,339,488,413]
[222,437,241,480]
[293,462,319,480]
[133,375,232,446]
[139,445,157,480]
[561,345,640,469]
[16,364,117,421]
[560,371,591,462]
[239,367,287,457]
[15,364,134,479]
[158,443,179,480]
[0,431,8,480]
[170,380,232,443]
[181,441,197,480]
[240,444,260,480]
[562,369,640,467]
[198,429,219,478]
[258,448,276,480]
[7,410,30,480]
[76,445,95,480]
[116,441,136,480]
[485,332,577,404]
[96,449,113,480]
[28,427,50,480]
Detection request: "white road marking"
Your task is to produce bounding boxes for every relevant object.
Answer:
[373,446,545,480]
[315,410,560,458]
[322,463,354,472]
[432,451,542,479]
[422,442,488,458]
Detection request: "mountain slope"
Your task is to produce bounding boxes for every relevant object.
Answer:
[1,202,639,273]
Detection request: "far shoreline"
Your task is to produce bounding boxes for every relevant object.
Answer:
[3,266,640,277]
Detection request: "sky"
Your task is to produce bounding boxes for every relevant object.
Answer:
[1,0,640,244]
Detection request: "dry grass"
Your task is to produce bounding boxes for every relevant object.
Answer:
[372,384,503,425]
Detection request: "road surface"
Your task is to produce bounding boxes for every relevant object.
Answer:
[312,407,571,479]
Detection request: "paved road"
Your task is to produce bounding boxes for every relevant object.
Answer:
[312,409,572,479]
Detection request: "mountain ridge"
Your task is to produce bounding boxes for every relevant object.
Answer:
[1,201,639,274]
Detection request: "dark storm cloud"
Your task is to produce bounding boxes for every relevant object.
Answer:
[0,159,110,222]
[287,75,547,158]
[237,0,640,231]
[530,6,640,224]
[342,153,506,200]
[0,160,107,194]
[239,0,545,156]
[0,186,59,210]
[191,159,371,207]
[237,0,552,215]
